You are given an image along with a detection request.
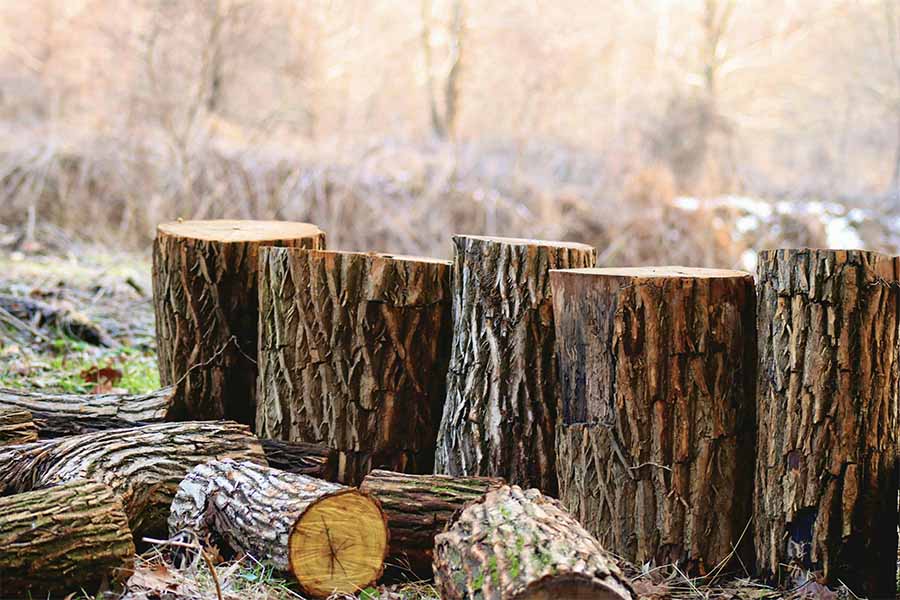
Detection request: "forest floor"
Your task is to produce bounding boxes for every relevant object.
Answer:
[0,247,856,600]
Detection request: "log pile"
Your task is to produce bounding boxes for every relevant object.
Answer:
[0,407,37,445]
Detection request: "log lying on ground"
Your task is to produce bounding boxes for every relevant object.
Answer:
[0,479,135,597]
[259,438,338,481]
[0,293,117,347]
[0,407,37,445]
[434,485,634,600]
[552,267,756,574]
[169,459,387,598]
[434,235,595,494]
[0,386,175,437]
[360,469,504,576]
[257,248,452,485]
[754,249,900,596]
[153,220,326,423]
[0,421,265,538]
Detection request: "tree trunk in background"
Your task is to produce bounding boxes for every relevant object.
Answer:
[256,248,452,485]
[433,485,634,600]
[552,267,756,575]
[0,386,175,437]
[153,220,325,424]
[359,469,503,577]
[0,479,135,598]
[0,421,265,539]
[434,235,595,494]
[259,438,338,481]
[754,249,900,597]
[169,459,387,599]
[0,407,37,445]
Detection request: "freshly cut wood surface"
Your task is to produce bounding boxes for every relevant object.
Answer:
[0,407,37,445]
[169,459,387,598]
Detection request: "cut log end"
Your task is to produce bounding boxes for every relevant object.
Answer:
[289,490,387,597]
[157,219,323,243]
[552,265,750,279]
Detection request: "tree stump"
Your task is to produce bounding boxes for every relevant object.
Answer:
[359,469,504,576]
[0,407,37,445]
[434,485,634,600]
[0,421,265,539]
[552,266,756,574]
[256,248,452,484]
[153,220,325,423]
[434,235,595,494]
[169,459,387,598]
[754,249,900,596]
[0,479,135,598]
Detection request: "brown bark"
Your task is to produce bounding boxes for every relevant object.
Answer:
[434,235,595,494]
[0,421,265,539]
[754,249,900,596]
[0,407,37,445]
[153,220,325,424]
[0,386,175,437]
[256,248,452,485]
[259,438,338,481]
[0,479,135,597]
[552,266,756,574]
[433,485,634,600]
[359,469,503,576]
[169,459,387,598]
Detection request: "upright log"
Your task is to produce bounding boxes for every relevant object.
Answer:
[433,485,634,600]
[0,386,175,437]
[0,479,135,597]
[0,407,37,445]
[434,235,595,494]
[360,469,504,576]
[552,267,756,574]
[256,248,452,484]
[754,249,900,596]
[169,459,387,598]
[0,421,265,538]
[153,220,325,423]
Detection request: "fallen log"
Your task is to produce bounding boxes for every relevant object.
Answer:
[359,469,503,576]
[169,459,387,599]
[259,438,338,481]
[0,407,37,445]
[256,248,452,484]
[0,293,117,347]
[434,485,634,600]
[434,235,595,494]
[0,386,175,437]
[153,219,326,423]
[0,479,135,597]
[0,421,265,538]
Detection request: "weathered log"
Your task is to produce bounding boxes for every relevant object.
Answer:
[153,220,325,423]
[259,438,338,481]
[0,293,117,347]
[0,421,265,539]
[434,485,634,600]
[257,248,452,485]
[0,407,37,445]
[359,469,504,576]
[0,479,135,597]
[434,235,595,494]
[552,266,756,574]
[754,249,900,596]
[0,386,175,437]
[169,459,387,598]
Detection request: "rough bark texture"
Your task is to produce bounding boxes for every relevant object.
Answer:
[754,249,900,596]
[552,267,756,574]
[434,235,596,494]
[169,459,387,598]
[0,479,135,597]
[0,386,175,437]
[0,421,265,539]
[434,485,634,600]
[0,407,37,445]
[257,248,452,485]
[359,469,504,576]
[153,220,325,424]
[260,438,338,481]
